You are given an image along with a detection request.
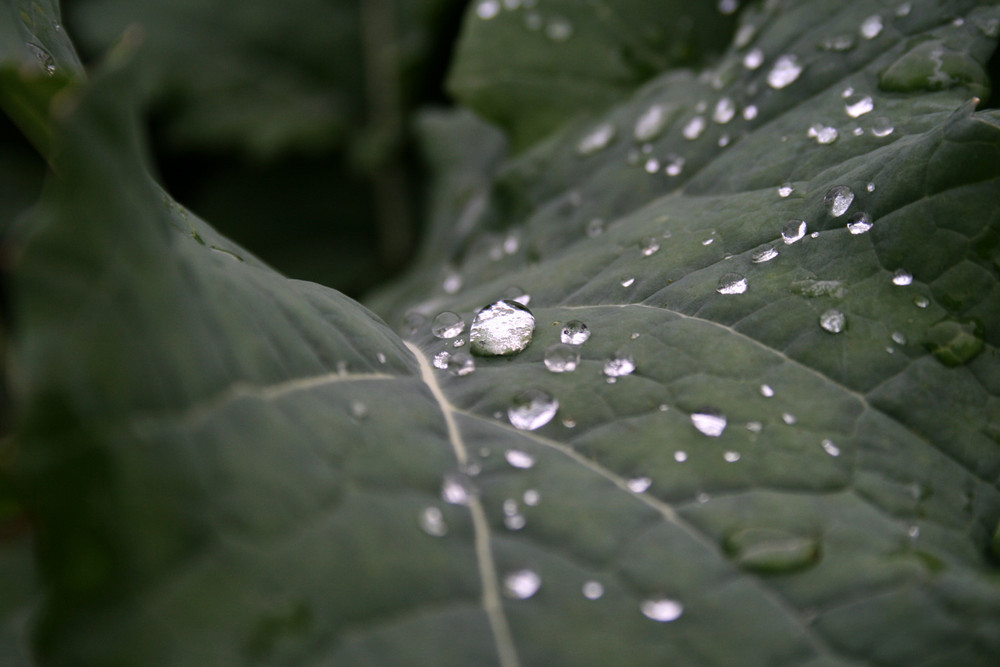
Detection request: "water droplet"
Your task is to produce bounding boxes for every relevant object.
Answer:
[782,412,797,425]
[821,34,855,52]
[376,352,387,364]
[760,384,775,397]
[665,155,685,176]
[866,182,876,193]
[433,351,451,370]
[582,581,605,600]
[726,528,820,572]
[751,244,778,263]
[682,115,707,140]
[743,104,759,121]
[586,218,605,237]
[560,320,591,345]
[577,122,616,155]
[923,319,984,367]
[627,477,652,493]
[845,94,874,118]
[634,103,675,141]
[824,185,855,217]
[25,43,55,76]
[447,352,476,376]
[432,312,466,339]
[641,598,684,622]
[544,16,573,41]
[523,489,541,506]
[819,309,846,334]
[860,14,884,39]
[620,276,635,288]
[419,507,448,537]
[767,54,803,89]
[508,389,559,430]
[643,157,661,174]
[504,449,536,470]
[712,97,736,124]
[716,273,748,295]
[402,312,427,337]
[505,514,526,530]
[846,212,873,234]
[476,0,500,19]
[781,219,807,244]
[640,236,661,256]
[743,47,764,70]
[892,269,913,286]
[891,331,907,345]
[808,123,839,144]
[503,570,541,600]
[350,401,369,420]
[914,296,929,309]
[896,2,912,17]
[821,438,841,457]
[544,343,580,373]
[674,450,688,462]
[724,451,741,463]
[691,410,727,437]
[777,183,793,197]
[470,300,535,356]
[603,351,636,378]
[746,421,763,433]
[442,474,472,505]
[870,117,895,137]
[717,0,739,14]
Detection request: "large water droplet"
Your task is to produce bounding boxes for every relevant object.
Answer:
[717,273,748,294]
[846,212,872,234]
[603,351,636,378]
[419,507,448,537]
[561,320,591,345]
[634,104,676,142]
[767,54,803,89]
[508,389,559,430]
[712,97,736,124]
[845,94,874,118]
[751,244,779,263]
[470,300,535,356]
[824,185,854,217]
[860,14,884,39]
[682,115,707,140]
[725,528,820,573]
[447,352,476,376]
[781,219,807,244]
[641,598,684,622]
[432,312,465,339]
[871,117,895,137]
[544,343,580,373]
[819,309,846,334]
[691,410,727,437]
[923,319,984,367]
[577,122,616,155]
[504,570,541,599]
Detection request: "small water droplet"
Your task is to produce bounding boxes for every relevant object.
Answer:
[25,43,55,76]
[845,94,874,118]
[716,272,748,295]
[582,581,605,600]
[664,155,685,176]
[419,507,448,537]
[821,438,841,457]
[782,219,808,244]
[892,268,913,285]
[896,2,912,17]
[627,477,652,493]
[508,389,559,430]
[544,343,580,373]
[432,312,466,339]
[782,412,797,425]
[726,528,820,572]
[476,0,500,19]
[914,296,929,308]
[846,212,873,234]
[586,218,605,237]
[633,104,675,141]
[746,421,763,433]
[577,122,617,155]
[350,401,369,420]
[470,300,535,356]
[603,351,636,378]
[824,185,855,217]
[751,244,778,263]
[544,16,573,41]
[561,417,577,428]
[620,276,636,288]
[376,352,387,364]
[760,384,775,397]
[505,449,536,470]
[692,410,727,437]
[743,47,765,70]
[866,182,876,193]
[442,474,472,505]
[767,54,803,89]
[447,352,476,376]
[743,104,759,121]
[682,115,707,140]
[561,320,591,345]
[523,489,541,506]
[891,331,907,345]
[640,236,661,256]
[724,451,741,463]
[433,351,451,370]
[819,309,846,334]
[870,116,895,137]
[504,570,541,600]
[712,97,736,124]
[808,123,839,144]
[641,598,684,622]
[674,450,688,462]
[643,157,661,174]
[777,183,793,198]
[860,14,884,39]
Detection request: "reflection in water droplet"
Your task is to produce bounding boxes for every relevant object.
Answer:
[432,312,466,339]
[717,273,748,295]
[819,309,846,334]
[821,438,841,456]
[726,528,820,572]
[582,581,604,600]
[508,389,559,430]
[544,343,580,373]
[713,97,736,124]
[682,116,707,140]
[782,219,807,244]
[760,384,775,397]
[433,351,450,370]
[846,212,872,234]
[640,236,661,256]
[860,14,884,39]
[892,269,913,286]
[777,183,793,197]
[634,104,675,141]
[442,475,472,505]
[577,122,616,155]
[824,185,855,217]
[470,300,535,356]
[476,0,500,19]
[845,94,874,118]
[419,507,448,537]
[871,117,895,137]
[692,410,727,437]
[641,598,684,622]
[743,47,764,70]
[561,320,591,345]
[447,352,476,376]
[767,54,803,89]
[627,477,652,493]
[603,351,636,378]
[504,570,541,599]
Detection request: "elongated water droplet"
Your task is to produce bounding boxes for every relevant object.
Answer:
[682,116,707,140]
[627,476,652,493]
[751,245,778,263]
[504,570,541,599]
[767,54,803,89]
[419,507,448,537]
[508,389,559,430]
[860,14,884,39]
[603,351,636,378]
[470,300,535,356]
[824,185,854,217]
[634,104,675,141]
[822,438,841,457]
[544,343,580,373]
[432,312,465,339]
[561,320,591,345]
[717,273,748,295]
[726,528,820,572]
[743,47,764,70]
[577,122,616,155]
[819,309,846,334]
[821,34,855,52]
[846,212,872,234]
[760,384,775,397]
[505,449,536,469]
[781,219,807,244]
[692,410,727,437]
[845,94,874,118]
[582,581,604,600]
[620,276,635,288]
[641,598,684,622]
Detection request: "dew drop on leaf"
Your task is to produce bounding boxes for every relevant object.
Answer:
[620,276,635,287]
[470,300,535,356]
[846,212,873,234]
[603,351,636,378]
[634,103,675,142]
[821,34,855,52]
[349,401,368,420]
[824,185,855,217]
[508,389,559,431]
[577,122,616,155]
[743,47,764,70]
[447,352,476,376]
[682,116,707,140]
[767,54,803,89]
[891,331,907,345]
[871,117,895,137]
[640,236,661,256]
[860,14,884,39]
[751,245,778,263]
[845,94,874,118]
[674,451,688,462]
[432,311,465,338]
[691,410,727,437]
[523,489,540,506]
[504,570,541,600]
[821,439,841,457]
[819,309,847,334]
[717,272,748,295]
[561,320,591,345]
[914,296,929,309]
[641,598,684,622]
[782,412,797,425]
[582,581,605,600]
[586,218,605,237]
[544,343,580,373]
[442,475,472,505]
[726,528,820,573]
[665,155,685,176]
[892,268,913,286]
[724,451,741,463]
[476,0,500,20]
[442,271,463,294]
[544,16,573,42]
[760,384,775,397]
[419,507,448,537]
[433,351,450,370]
[777,183,793,197]
[807,124,838,144]
[712,97,736,124]
[627,476,652,493]
[781,219,807,244]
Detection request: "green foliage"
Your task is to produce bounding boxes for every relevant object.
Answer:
[3,0,1000,665]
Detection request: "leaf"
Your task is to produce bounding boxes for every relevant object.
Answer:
[5,1,1000,666]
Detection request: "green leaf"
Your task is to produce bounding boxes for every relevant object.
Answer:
[6,1,1000,665]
